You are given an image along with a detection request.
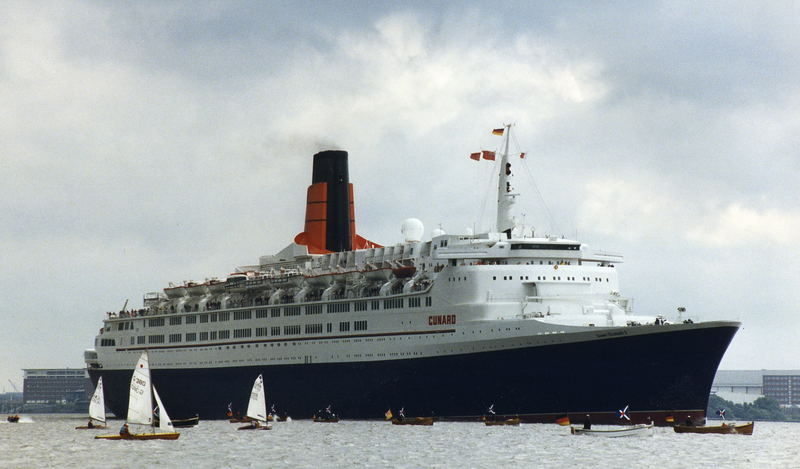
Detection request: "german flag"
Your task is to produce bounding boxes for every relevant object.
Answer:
[665,414,674,424]
[492,128,504,136]
[555,414,570,426]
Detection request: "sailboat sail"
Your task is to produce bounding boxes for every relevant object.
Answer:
[127,352,153,426]
[246,374,267,422]
[88,376,106,423]
[153,386,174,432]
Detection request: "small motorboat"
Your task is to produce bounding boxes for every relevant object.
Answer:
[673,421,753,435]
[571,423,654,437]
[391,417,434,426]
[7,414,20,423]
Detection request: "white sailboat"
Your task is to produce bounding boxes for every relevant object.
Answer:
[76,377,107,429]
[95,352,180,440]
[238,374,271,430]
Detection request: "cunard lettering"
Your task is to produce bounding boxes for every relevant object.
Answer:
[428,315,456,326]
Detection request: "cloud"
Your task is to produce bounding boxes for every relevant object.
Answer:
[686,204,800,246]
[578,176,800,247]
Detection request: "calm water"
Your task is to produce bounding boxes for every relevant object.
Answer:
[1,415,797,469]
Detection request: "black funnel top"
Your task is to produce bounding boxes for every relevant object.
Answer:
[313,150,352,252]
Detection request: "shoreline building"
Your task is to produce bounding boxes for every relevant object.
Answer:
[22,369,91,404]
[712,370,800,407]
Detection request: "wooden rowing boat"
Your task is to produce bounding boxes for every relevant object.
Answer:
[156,415,199,428]
[570,423,653,437]
[484,417,520,426]
[313,416,340,423]
[391,417,434,426]
[673,422,753,435]
[95,432,180,440]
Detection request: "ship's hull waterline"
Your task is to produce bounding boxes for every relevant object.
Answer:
[90,322,738,425]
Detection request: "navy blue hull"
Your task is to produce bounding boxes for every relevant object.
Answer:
[89,324,737,425]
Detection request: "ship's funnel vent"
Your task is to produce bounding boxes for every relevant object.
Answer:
[294,150,380,254]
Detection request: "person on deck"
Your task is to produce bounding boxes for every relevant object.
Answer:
[583,415,591,430]
[685,416,694,426]
[87,420,94,429]
[119,423,130,436]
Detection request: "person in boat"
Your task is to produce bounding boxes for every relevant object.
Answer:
[583,414,591,430]
[119,423,130,436]
[87,420,94,429]
[684,416,694,426]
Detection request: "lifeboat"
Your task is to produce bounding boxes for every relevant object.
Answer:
[163,285,187,299]
[207,279,226,293]
[186,282,208,297]
[392,266,416,278]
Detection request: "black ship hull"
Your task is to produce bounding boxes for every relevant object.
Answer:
[90,323,738,425]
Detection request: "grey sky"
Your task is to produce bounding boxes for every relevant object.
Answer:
[1,1,798,388]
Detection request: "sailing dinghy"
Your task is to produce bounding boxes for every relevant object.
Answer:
[95,352,180,440]
[76,377,107,429]
[238,374,272,430]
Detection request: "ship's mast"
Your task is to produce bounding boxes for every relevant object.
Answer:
[496,123,517,238]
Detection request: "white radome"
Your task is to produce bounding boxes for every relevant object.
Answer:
[401,218,424,243]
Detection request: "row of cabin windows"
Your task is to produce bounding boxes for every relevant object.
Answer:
[233,310,252,320]
[162,297,433,321]
[384,298,403,309]
[134,297,434,330]
[132,321,370,345]
[327,303,350,313]
[490,275,610,283]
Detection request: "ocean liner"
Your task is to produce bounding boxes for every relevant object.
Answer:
[85,125,739,424]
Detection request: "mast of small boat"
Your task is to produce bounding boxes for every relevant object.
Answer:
[496,123,518,239]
